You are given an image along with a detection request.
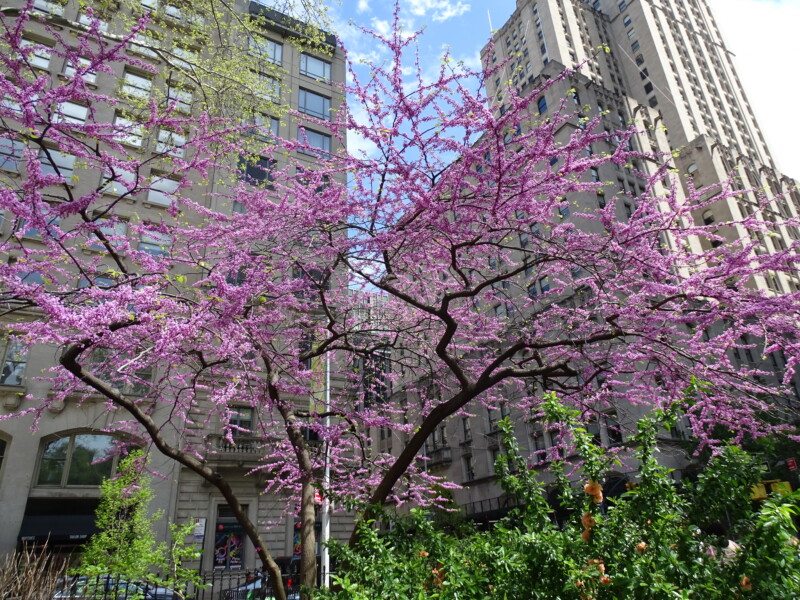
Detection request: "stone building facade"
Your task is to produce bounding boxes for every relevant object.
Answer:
[0,0,351,571]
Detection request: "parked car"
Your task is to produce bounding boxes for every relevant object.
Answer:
[53,575,182,600]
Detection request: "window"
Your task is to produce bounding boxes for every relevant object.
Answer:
[537,96,547,114]
[114,115,144,148]
[297,128,331,156]
[227,406,254,436]
[214,505,246,570]
[639,68,649,80]
[0,138,24,172]
[249,36,282,65]
[627,28,636,39]
[36,433,122,487]
[572,90,580,105]
[38,149,75,179]
[298,89,331,120]
[21,39,52,70]
[648,96,658,108]
[167,86,192,113]
[89,218,128,250]
[539,276,550,293]
[559,204,570,219]
[604,413,623,446]
[643,82,654,94]
[623,15,632,27]
[462,417,471,442]
[78,13,109,33]
[300,53,331,81]
[54,102,88,125]
[635,54,644,66]
[140,0,158,11]
[540,43,547,55]
[121,71,152,99]
[257,74,280,101]
[702,210,715,225]
[631,41,640,52]
[146,176,179,206]
[139,230,171,256]
[102,167,136,196]
[64,57,96,84]
[245,114,280,139]
[164,4,182,20]
[156,129,186,157]
[618,1,627,11]
[462,454,475,481]
[1,339,27,385]
[238,155,276,188]
[32,0,64,16]
[590,168,600,182]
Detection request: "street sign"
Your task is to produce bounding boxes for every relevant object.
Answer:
[787,457,797,471]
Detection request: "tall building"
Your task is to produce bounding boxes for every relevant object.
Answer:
[0,0,350,572]
[399,0,800,526]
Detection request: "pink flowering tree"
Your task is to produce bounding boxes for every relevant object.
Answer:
[1,2,799,597]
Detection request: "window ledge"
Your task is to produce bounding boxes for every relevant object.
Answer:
[0,384,26,409]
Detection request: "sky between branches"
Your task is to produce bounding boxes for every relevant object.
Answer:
[330,0,799,179]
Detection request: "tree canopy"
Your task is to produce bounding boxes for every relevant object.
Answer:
[1,2,798,598]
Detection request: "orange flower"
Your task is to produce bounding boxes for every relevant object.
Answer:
[597,563,606,574]
[575,580,585,589]
[593,491,604,504]
[584,480,602,496]
[581,512,596,528]
[600,575,611,585]
[740,576,752,591]
[418,550,429,557]
[582,529,591,543]
[635,542,647,555]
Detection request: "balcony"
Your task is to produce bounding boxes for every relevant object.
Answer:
[418,445,453,470]
[206,435,264,464]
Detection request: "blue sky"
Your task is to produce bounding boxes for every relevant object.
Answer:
[330,0,799,178]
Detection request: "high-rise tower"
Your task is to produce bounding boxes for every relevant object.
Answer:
[483,0,799,295]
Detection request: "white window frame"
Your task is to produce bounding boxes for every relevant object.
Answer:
[156,129,186,157]
[38,149,75,179]
[20,39,52,70]
[63,57,97,84]
[146,176,179,206]
[114,115,144,147]
[140,230,171,256]
[54,102,88,125]
[122,71,153,98]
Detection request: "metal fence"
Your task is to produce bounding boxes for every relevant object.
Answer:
[52,572,302,600]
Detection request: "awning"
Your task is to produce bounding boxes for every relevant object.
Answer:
[18,514,98,543]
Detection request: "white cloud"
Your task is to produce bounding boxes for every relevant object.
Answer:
[357,0,370,14]
[346,104,380,159]
[706,0,800,178]
[371,17,392,37]
[405,0,470,22]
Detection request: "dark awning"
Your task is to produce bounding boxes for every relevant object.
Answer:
[18,514,98,543]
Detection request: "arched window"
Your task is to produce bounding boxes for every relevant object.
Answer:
[35,432,126,487]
